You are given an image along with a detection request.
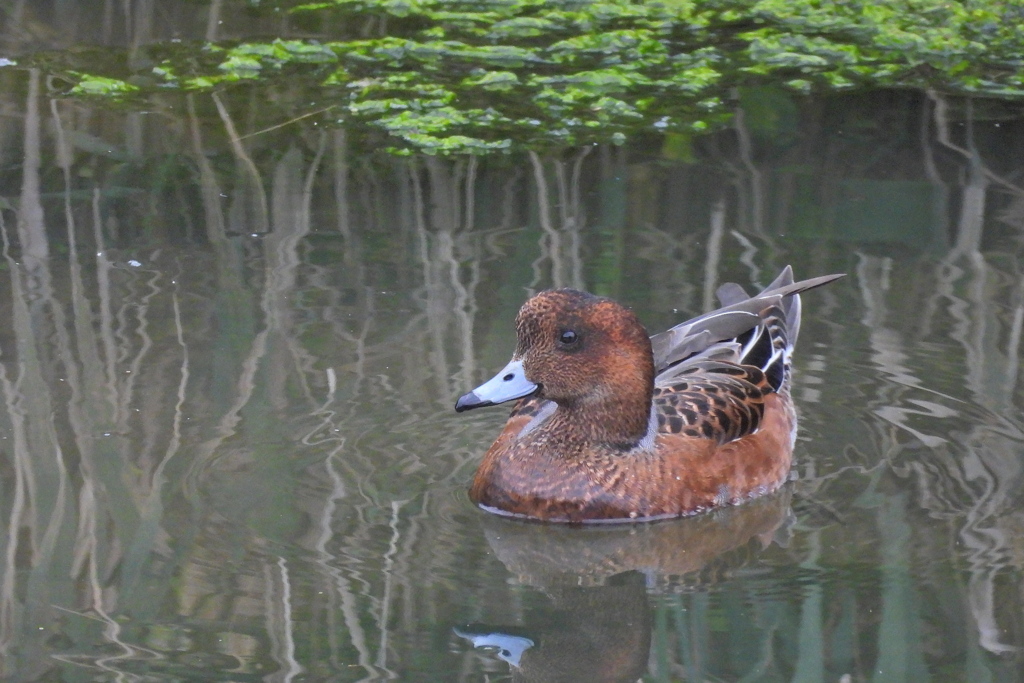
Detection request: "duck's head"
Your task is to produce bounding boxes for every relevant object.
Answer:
[456,289,654,413]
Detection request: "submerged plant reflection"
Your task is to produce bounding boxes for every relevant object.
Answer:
[11,0,1024,154]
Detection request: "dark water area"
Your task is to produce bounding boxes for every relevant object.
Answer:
[3,6,1024,682]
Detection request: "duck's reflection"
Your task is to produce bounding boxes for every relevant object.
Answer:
[457,571,650,682]
[456,490,792,682]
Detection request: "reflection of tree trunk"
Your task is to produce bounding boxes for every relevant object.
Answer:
[309,374,380,679]
[868,243,1024,656]
[530,152,565,288]
[593,146,628,298]
[268,141,328,408]
[373,499,406,679]
[872,492,928,681]
[960,435,1020,655]
[17,69,48,261]
[410,160,447,403]
[931,95,998,259]
[11,1,27,28]
[914,98,949,341]
[554,152,587,290]
[4,142,150,676]
[264,558,305,682]
[185,137,323,495]
[702,198,725,312]
[57,141,143,667]
[792,532,824,681]
[52,101,121,421]
[213,92,270,235]
[1005,292,1024,403]
[411,158,483,403]
[187,95,229,245]
[947,257,1024,655]
[919,95,944,190]
[128,0,154,65]
[91,190,121,416]
[953,154,988,258]
[931,92,1024,199]
[734,102,765,235]
[528,151,588,291]
[858,255,950,446]
[333,129,351,239]
[853,256,1002,668]
[206,0,224,41]
[0,214,72,681]
[944,253,1022,413]
[102,0,114,43]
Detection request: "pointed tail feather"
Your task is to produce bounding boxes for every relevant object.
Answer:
[651,268,844,391]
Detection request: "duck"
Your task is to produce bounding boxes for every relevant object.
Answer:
[455,266,843,523]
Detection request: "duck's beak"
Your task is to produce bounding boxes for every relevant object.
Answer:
[455,359,538,412]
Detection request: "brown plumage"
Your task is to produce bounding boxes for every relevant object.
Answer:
[455,267,844,523]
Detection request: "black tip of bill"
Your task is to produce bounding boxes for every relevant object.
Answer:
[454,359,538,413]
[455,391,493,412]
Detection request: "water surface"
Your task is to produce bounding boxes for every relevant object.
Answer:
[2,29,1024,682]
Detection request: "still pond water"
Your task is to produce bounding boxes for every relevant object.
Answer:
[2,66,1024,681]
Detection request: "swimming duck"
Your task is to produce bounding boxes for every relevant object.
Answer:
[455,267,843,523]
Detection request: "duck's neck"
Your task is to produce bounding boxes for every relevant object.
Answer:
[552,385,654,450]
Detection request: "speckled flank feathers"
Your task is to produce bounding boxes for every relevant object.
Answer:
[457,267,844,523]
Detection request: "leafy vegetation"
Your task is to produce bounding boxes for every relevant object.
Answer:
[54,0,1024,154]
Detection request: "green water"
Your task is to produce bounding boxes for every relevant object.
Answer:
[2,7,1024,682]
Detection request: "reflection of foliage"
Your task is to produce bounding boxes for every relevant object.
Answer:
[55,0,1024,153]
[69,72,141,96]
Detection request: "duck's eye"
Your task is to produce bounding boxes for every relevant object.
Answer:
[559,330,578,346]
